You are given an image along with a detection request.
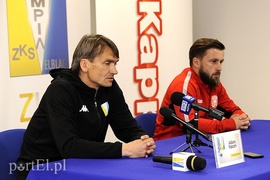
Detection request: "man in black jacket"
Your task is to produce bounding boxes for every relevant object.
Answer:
[16,34,156,179]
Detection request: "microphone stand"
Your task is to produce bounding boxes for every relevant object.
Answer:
[170,124,201,154]
[192,109,213,149]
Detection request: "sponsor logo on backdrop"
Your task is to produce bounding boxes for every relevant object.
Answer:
[134,0,162,115]
[6,0,69,77]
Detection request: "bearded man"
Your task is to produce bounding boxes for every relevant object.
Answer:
[153,38,250,141]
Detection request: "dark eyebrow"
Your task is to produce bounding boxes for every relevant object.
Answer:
[104,59,119,65]
[106,58,119,62]
[210,58,223,61]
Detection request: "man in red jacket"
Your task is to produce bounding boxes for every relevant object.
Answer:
[154,38,250,141]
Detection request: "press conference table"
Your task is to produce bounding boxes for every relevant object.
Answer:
[27,120,270,180]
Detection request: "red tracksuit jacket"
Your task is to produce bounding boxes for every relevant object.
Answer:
[154,67,246,140]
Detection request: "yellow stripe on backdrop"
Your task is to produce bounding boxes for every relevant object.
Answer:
[6,0,41,77]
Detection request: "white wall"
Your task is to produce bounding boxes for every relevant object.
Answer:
[193,0,270,120]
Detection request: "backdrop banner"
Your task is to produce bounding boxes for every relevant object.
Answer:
[96,0,192,116]
[95,0,192,141]
[6,0,69,77]
[0,0,91,130]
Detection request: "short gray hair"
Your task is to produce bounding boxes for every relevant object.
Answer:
[71,34,119,75]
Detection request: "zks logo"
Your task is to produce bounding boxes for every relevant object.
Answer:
[6,0,69,77]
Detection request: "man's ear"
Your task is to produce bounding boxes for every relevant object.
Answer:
[80,59,89,72]
[193,57,200,68]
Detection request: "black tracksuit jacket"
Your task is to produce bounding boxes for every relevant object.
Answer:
[17,69,146,166]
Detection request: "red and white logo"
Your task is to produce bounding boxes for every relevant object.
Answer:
[211,95,218,108]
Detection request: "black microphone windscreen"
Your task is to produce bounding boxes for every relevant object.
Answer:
[186,155,206,171]
[171,92,185,106]
[160,107,176,126]
[159,107,173,119]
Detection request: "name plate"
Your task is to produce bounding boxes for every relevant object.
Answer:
[212,130,245,168]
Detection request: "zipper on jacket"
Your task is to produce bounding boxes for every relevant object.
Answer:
[94,91,101,123]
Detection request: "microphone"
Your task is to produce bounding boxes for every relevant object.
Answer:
[171,92,224,120]
[160,106,212,142]
[153,155,206,171]
[152,155,172,164]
